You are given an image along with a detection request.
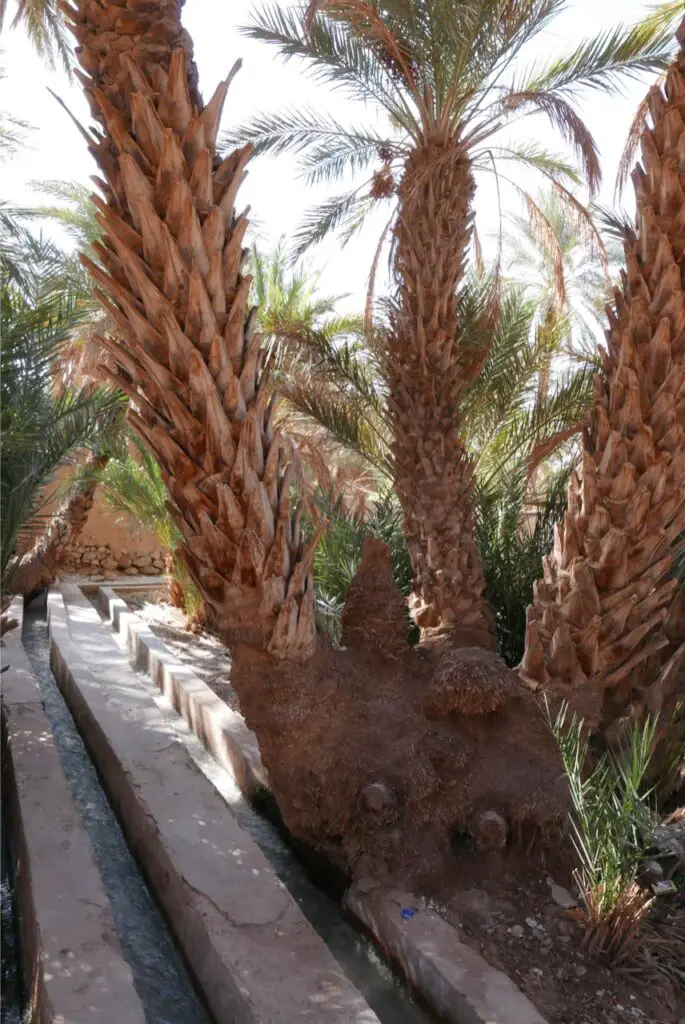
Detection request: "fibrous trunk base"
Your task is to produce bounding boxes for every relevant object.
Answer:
[232,542,565,886]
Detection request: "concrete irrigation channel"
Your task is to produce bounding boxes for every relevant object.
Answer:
[1,579,547,1024]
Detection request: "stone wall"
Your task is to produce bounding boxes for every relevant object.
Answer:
[21,463,166,577]
[61,543,167,581]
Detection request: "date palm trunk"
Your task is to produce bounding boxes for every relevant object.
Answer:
[63,0,317,659]
[520,20,685,742]
[9,453,108,595]
[64,0,564,886]
[391,143,495,648]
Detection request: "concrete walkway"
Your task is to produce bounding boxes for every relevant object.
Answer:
[2,597,147,1024]
[49,585,380,1024]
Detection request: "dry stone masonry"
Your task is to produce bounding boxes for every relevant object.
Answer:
[62,543,166,580]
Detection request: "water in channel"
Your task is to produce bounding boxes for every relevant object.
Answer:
[17,598,432,1024]
[1,802,24,1024]
[89,595,434,1024]
[21,607,211,1024]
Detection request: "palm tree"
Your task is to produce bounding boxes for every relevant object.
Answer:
[1,214,120,595]
[65,1,571,883]
[0,0,72,73]
[229,0,676,644]
[280,276,594,657]
[520,17,685,745]
[502,188,623,371]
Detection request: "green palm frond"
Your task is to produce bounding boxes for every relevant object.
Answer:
[304,486,415,643]
[251,240,391,474]
[232,0,676,256]
[477,462,571,665]
[292,188,375,259]
[97,431,179,552]
[282,381,392,476]
[478,142,583,188]
[1,222,122,583]
[29,179,100,249]
[95,432,204,615]
[640,1,683,34]
[514,19,675,97]
[476,364,592,490]
[222,107,393,186]
[1,0,72,74]
[0,69,31,160]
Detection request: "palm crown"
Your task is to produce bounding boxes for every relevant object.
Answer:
[229,0,677,255]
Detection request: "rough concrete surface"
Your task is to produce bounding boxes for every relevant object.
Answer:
[345,882,548,1024]
[1,597,146,1024]
[48,585,380,1024]
[97,584,266,798]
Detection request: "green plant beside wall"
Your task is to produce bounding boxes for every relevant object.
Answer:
[95,433,204,623]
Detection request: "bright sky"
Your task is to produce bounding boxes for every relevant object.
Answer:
[0,0,670,310]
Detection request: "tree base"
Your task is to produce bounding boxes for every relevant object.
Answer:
[231,541,567,889]
[233,641,566,886]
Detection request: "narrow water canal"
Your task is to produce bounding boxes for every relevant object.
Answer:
[90,597,435,1024]
[14,602,433,1024]
[21,608,211,1024]
[1,804,23,1024]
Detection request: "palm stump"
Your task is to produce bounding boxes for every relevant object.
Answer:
[64,0,564,886]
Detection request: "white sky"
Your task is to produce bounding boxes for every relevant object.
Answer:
[0,0,669,310]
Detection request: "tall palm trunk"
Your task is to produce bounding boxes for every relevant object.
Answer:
[390,143,494,648]
[9,453,108,595]
[65,0,563,885]
[63,0,316,660]
[520,20,685,740]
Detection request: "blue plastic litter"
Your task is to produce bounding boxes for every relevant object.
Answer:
[400,908,416,920]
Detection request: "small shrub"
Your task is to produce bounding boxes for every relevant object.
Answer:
[549,701,659,962]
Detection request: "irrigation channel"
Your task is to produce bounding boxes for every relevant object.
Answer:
[1,801,24,1024]
[8,602,433,1024]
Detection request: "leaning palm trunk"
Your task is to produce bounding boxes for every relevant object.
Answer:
[391,144,494,648]
[63,1,316,659]
[64,0,564,886]
[9,453,108,595]
[520,20,685,741]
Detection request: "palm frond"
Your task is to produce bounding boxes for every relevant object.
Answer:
[28,179,101,249]
[0,204,122,584]
[0,71,31,159]
[516,20,676,97]
[243,2,418,132]
[478,141,583,188]
[614,86,656,200]
[639,1,685,35]
[3,0,73,75]
[222,105,391,188]
[97,431,179,550]
[291,188,371,258]
[501,88,601,193]
[592,202,635,243]
[281,380,392,476]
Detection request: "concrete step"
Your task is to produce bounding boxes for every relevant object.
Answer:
[95,584,266,799]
